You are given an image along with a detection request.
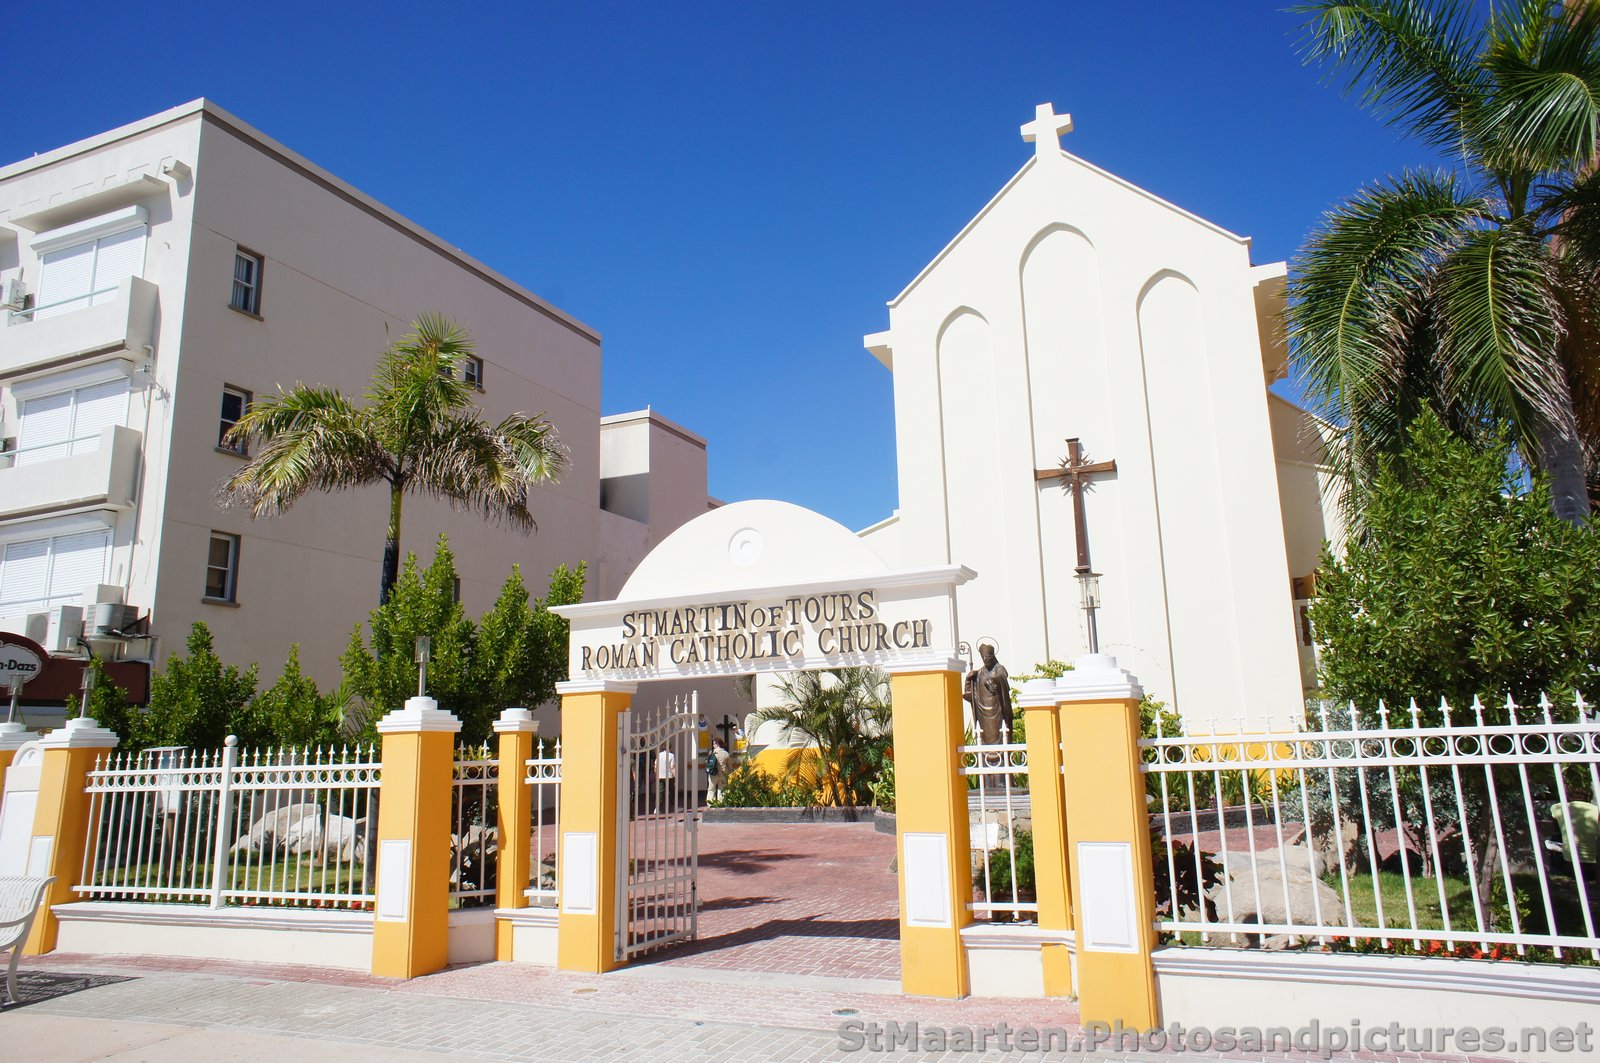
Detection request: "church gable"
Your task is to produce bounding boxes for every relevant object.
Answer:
[889,105,1254,320]
[867,104,1308,727]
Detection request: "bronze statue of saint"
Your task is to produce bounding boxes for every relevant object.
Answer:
[963,643,1014,744]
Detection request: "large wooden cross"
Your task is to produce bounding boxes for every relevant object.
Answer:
[1035,437,1116,651]
[1035,438,1116,574]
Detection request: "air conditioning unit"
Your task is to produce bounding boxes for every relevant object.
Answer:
[19,611,50,644]
[91,602,140,636]
[0,276,24,312]
[45,605,84,654]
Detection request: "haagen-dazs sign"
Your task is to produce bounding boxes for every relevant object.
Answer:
[0,644,43,685]
[559,572,970,682]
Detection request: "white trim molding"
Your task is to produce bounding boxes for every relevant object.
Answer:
[1052,654,1145,702]
[882,654,967,675]
[375,696,462,734]
[960,923,1075,949]
[495,906,560,929]
[555,679,639,696]
[39,717,119,749]
[30,206,149,255]
[493,707,539,733]
[7,358,138,399]
[53,901,374,935]
[1152,947,1600,1006]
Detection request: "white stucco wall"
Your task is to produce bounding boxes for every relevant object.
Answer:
[863,123,1311,727]
[1,113,207,654]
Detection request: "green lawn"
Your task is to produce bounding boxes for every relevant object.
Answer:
[91,857,370,901]
[1169,866,1596,962]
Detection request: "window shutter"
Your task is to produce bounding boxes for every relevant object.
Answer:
[0,538,50,607]
[15,390,74,467]
[90,227,146,303]
[46,529,111,601]
[35,241,97,320]
[69,378,130,454]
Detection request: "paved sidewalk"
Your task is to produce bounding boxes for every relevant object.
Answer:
[9,953,1509,1063]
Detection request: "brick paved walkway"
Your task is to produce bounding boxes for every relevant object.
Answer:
[12,953,1510,1062]
[642,821,902,982]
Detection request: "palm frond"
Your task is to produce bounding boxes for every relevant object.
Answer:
[214,314,571,594]
[1290,171,1486,418]
[218,387,390,516]
[368,313,476,457]
[1434,222,1569,457]
[406,411,567,531]
[1294,0,1491,152]
[1538,165,1600,261]
[1479,0,1600,176]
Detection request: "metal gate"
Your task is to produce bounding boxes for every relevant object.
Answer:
[615,691,702,962]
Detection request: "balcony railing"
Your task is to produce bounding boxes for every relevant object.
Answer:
[0,276,157,380]
[0,431,103,470]
[0,424,140,520]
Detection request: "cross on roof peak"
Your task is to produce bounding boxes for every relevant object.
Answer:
[1020,102,1074,159]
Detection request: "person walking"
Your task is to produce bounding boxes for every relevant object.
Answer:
[706,739,730,804]
[654,745,677,813]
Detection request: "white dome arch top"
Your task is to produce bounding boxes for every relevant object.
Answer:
[620,500,892,600]
[555,499,974,687]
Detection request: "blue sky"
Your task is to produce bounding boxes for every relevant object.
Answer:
[8,2,1437,530]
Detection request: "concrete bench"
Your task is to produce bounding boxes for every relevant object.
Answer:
[0,876,55,1005]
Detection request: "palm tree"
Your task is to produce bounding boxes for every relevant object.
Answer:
[1289,0,1600,525]
[219,313,568,602]
[754,668,892,806]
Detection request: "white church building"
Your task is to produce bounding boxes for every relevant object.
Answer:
[858,105,1338,729]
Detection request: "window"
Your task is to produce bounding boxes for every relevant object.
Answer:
[0,527,111,611]
[438,357,485,389]
[451,576,462,604]
[205,533,240,602]
[12,374,129,467]
[31,207,148,321]
[230,250,263,315]
[218,386,251,454]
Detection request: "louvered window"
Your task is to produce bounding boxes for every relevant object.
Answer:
[12,377,129,467]
[32,209,147,321]
[0,528,110,611]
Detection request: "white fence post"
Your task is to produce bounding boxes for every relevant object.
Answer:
[208,735,238,908]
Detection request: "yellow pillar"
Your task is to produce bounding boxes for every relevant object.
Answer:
[1055,654,1159,1028]
[1016,683,1074,997]
[0,721,29,797]
[888,663,971,998]
[371,695,460,979]
[554,679,633,974]
[493,706,538,960]
[24,717,119,955]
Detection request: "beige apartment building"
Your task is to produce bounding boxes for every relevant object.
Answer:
[0,100,711,710]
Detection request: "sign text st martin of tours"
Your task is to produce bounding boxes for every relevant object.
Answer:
[580,589,935,673]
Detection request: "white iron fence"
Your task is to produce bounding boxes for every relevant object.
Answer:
[1141,695,1599,964]
[78,737,380,909]
[524,739,562,907]
[960,726,1035,922]
[452,745,499,908]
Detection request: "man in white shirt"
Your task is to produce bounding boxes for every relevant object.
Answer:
[655,746,677,812]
